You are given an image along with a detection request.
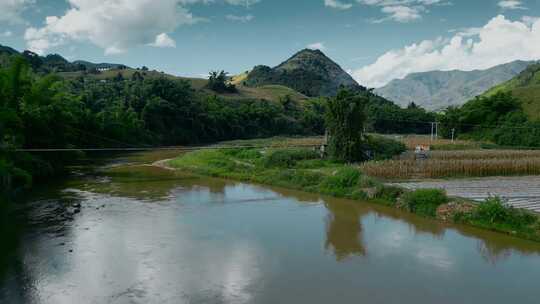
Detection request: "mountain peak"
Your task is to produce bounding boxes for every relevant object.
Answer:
[244,49,363,97]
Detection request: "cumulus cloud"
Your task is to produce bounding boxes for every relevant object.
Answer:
[358,0,450,23]
[352,15,540,88]
[149,33,177,48]
[498,0,526,10]
[226,14,254,22]
[307,42,326,51]
[0,0,34,24]
[324,0,353,10]
[24,0,203,55]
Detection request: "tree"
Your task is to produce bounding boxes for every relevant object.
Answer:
[325,89,368,162]
[207,70,237,93]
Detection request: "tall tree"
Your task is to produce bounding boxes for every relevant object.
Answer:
[325,89,368,162]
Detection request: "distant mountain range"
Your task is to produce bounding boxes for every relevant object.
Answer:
[375,60,534,111]
[243,49,365,97]
[0,43,128,73]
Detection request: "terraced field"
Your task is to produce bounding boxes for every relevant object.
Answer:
[393,176,540,213]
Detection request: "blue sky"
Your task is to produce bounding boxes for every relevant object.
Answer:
[1,0,539,87]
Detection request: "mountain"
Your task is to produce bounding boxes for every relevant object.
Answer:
[375,60,533,111]
[243,49,364,97]
[482,62,540,121]
[0,43,128,73]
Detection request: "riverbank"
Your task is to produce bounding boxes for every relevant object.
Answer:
[168,148,540,243]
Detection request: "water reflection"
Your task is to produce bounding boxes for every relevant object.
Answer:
[324,200,367,260]
[3,151,540,303]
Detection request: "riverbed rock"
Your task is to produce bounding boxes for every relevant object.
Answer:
[436,201,476,222]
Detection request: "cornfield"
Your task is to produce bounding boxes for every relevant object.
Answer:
[361,150,540,179]
[400,149,540,161]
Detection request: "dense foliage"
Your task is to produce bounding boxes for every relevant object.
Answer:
[365,99,437,134]
[0,57,325,197]
[401,189,448,217]
[325,89,368,162]
[206,71,237,93]
[438,92,540,147]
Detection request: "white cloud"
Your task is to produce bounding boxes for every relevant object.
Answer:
[378,5,423,22]
[352,15,540,88]
[324,0,353,10]
[307,42,326,51]
[24,0,200,55]
[358,0,450,23]
[149,33,177,48]
[226,14,254,22]
[224,0,260,7]
[498,0,526,10]
[0,0,34,24]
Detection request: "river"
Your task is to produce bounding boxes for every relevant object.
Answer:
[1,150,540,304]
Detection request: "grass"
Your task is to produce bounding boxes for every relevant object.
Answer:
[223,84,308,103]
[390,135,480,150]
[58,68,308,103]
[455,197,540,241]
[361,149,540,179]
[169,148,375,200]
[400,189,448,217]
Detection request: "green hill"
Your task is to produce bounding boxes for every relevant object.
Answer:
[483,62,540,120]
[243,49,364,97]
[59,68,307,103]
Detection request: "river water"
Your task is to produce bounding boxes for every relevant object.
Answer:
[1,151,540,304]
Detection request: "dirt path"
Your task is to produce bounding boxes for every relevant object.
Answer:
[390,176,540,213]
[150,159,175,171]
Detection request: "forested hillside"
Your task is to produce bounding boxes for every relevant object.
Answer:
[482,62,540,121]
[438,91,540,148]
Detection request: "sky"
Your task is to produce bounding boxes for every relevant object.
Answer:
[0,0,539,88]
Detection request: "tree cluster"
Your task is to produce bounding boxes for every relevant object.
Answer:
[437,92,540,147]
[0,57,326,196]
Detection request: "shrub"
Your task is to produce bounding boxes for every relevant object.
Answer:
[223,148,261,160]
[402,189,448,217]
[366,135,406,160]
[473,197,537,229]
[375,185,404,203]
[262,149,318,168]
[324,167,361,188]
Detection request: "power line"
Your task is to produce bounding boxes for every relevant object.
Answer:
[14,144,321,153]
[374,117,540,131]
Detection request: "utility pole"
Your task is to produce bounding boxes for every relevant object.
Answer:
[431,122,435,142]
[451,128,456,143]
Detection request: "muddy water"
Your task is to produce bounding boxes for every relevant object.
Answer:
[1,151,540,304]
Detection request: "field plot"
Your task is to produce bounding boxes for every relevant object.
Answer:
[392,176,540,213]
[362,150,540,179]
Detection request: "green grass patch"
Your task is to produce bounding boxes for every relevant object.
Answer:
[456,197,540,241]
[401,189,449,217]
